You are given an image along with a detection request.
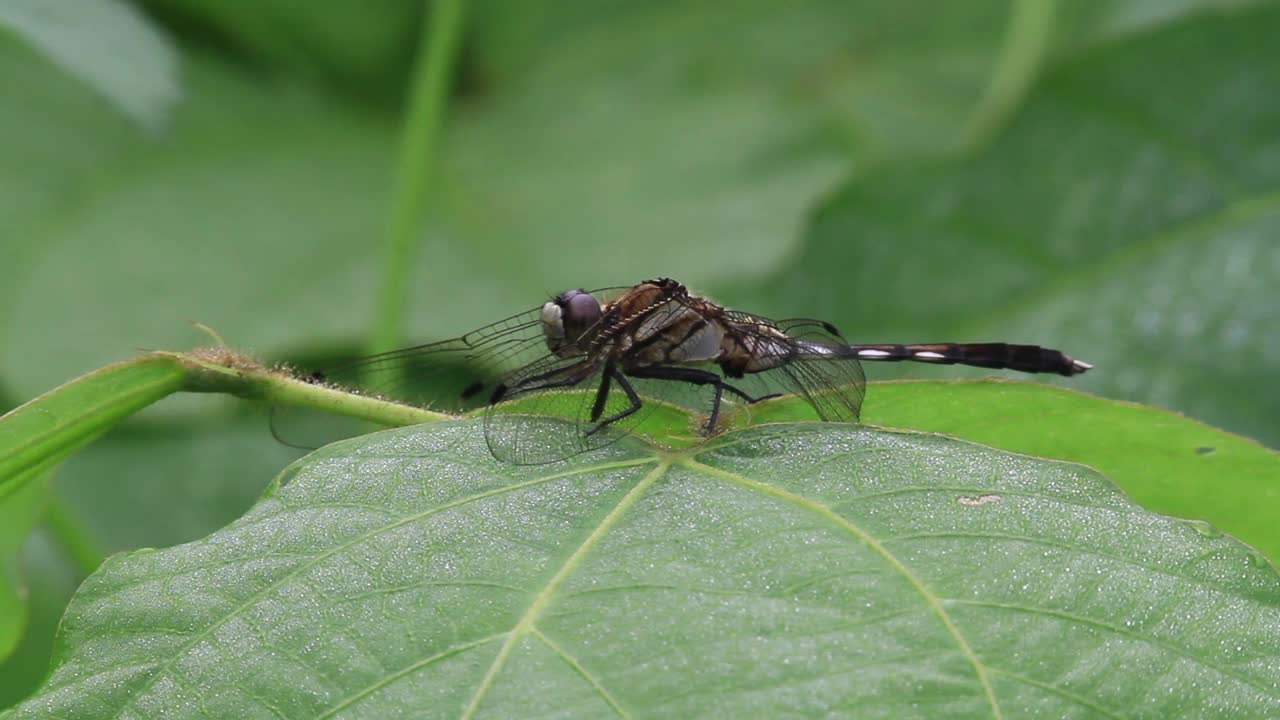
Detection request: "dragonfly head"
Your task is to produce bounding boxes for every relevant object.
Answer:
[542,288,603,355]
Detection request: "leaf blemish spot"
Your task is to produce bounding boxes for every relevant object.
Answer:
[1185,519,1224,538]
[957,494,1002,506]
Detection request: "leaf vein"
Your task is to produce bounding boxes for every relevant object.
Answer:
[530,626,631,719]
[985,666,1127,720]
[886,530,1241,592]
[316,633,508,719]
[681,458,1004,719]
[955,600,1276,695]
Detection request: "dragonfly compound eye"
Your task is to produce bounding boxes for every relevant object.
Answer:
[550,289,598,343]
[563,291,602,330]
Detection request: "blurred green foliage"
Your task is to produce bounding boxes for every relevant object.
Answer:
[1,0,1278,710]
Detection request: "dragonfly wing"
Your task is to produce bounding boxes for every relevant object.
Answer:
[307,307,551,413]
[723,313,866,424]
[482,353,670,465]
[773,318,865,422]
[272,308,550,449]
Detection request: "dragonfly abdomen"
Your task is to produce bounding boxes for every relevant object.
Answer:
[845,343,1091,376]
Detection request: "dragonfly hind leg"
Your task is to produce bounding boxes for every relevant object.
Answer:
[626,365,775,434]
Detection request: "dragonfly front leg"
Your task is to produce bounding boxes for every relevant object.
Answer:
[589,362,615,422]
[585,367,643,436]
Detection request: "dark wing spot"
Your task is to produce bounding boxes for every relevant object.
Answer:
[821,321,842,337]
[460,381,485,400]
[489,383,509,404]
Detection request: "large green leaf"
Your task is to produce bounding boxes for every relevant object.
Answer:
[755,3,1280,446]
[6,420,1279,718]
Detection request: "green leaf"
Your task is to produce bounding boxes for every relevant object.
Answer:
[7,421,1279,718]
[0,476,46,663]
[0,46,397,402]
[0,0,178,129]
[748,380,1280,565]
[0,347,310,681]
[0,529,82,707]
[0,355,191,652]
[0,356,187,500]
[758,3,1280,447]
[141,0,420,96]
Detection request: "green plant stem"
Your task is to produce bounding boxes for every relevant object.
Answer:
[370,0,469,357]
[42,495,104,576]
[169,351,448,428]
[958,0,1057,154]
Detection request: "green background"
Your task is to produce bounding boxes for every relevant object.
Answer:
[1,0,1278,711]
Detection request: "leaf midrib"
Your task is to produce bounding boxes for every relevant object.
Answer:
[100,456,655,719]
[459,460,669,719]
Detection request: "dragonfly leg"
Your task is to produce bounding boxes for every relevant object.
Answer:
[586,367,643,436]
[705,382,725,433]
[589,363,615,422]
[739,390,782,403]
[626,365,753,434]
[491,361,597,404]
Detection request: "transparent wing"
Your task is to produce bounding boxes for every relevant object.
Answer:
[297,285,636,413]
[280,285,677,464]
[480,356,632,465]
[309,306,550,413]
[724,313,866,424]
[270,306,551,449]
[774,318,865,423]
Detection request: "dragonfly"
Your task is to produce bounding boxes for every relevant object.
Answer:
[299,278,1092,465]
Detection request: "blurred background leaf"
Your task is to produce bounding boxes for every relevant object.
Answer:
[139,0,421,100]
[748,2,1280,446]
[0,0,179,130]
[0,480,47,661]
[2,0,1277,707]
[0,532,79,709]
